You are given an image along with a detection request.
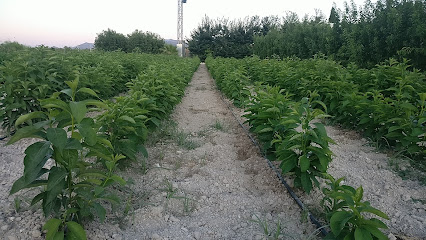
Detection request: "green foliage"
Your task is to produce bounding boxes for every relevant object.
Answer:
[273,93,335,193]
[322,174,389,240]
[127,30,165,54]
[244,56,426,164]
[94,28,166,54]
[94,28,128,52]
[8,80,126,239]
[207,55,391,238]
[0,47,186,133]
[243,84,293,157]
[97,91,151,162]
[253,0,426,70]
[188,16,279,61]
[205,56,250,106]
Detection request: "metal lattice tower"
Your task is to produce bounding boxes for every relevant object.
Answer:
[177,0,186,57]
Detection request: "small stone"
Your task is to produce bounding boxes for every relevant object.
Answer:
[15,217,21,221]
[112,234,122,240]
[254,234,263,240]
[7,236,18,240]
[164,214,170,221]
[193,231,201,240]
[31,229,42,238]
[1,225,9,231]
[266,213,273,220]
[241,222,248,228]
[151,233,162,240]
[169,215,180,222]
[384,184,390,190]
[402,194,411,202]
[177,151,183,154]
[151,206,163,217]
[181,227,188,232]
[387,233,397,240]
[9,217,15,221]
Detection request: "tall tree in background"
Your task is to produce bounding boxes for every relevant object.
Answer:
[188,16,279,61]
[127,30,165,54]
[94,29,128,52]
[94,29,167,54]
[253,0,426,70]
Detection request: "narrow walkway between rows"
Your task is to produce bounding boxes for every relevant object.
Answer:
[86,63,315,239]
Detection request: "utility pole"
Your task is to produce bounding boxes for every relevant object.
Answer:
[177,0,186,57]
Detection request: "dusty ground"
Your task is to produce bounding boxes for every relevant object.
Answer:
[0,63,425,240]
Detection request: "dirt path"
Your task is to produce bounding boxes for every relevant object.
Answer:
[90,63,314,240]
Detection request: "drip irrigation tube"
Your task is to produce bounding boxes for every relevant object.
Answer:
[0,131,15,141]
[219,94,328,237]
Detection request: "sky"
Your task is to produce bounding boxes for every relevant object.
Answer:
[0,0,372,47]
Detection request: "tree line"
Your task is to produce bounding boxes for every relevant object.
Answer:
[188,0,426,70]
[94,29,177,54]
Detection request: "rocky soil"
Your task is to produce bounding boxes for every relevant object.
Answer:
[0,63,425,240]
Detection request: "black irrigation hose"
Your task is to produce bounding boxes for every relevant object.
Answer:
[0,130,15,141]
[219,94,329,237]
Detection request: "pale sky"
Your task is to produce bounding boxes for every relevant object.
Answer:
[0,0,371,47]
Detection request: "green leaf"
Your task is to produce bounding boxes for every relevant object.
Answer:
[77,120,97,146]
[354,227,373,240]
[363,225,388,240]
[410,128,423,137]
[40,99,71,112]
[53,231,65,240]
[110,175,126,186]
[361,207,389,220]
[62,149,79,168]
[300,172,313,193]
[31,192,45,206]
[118,115,136,124]
[330,211,353,236]
[280,157,297,173]
[399,102,416,111]
[299,155,310,172]
[66,221,87,240]
[92,202,106,222]
[388,126,402,133]
[60,89,73,98]
[10,176,27,195]
[65,76,79,94]
[82,99,108,109]
[64,138,83,150]
[96,137,113,150]
[47,167,67,191]
[355,186,364,203]
[23,141,52,184]
[7,125,45,145]
[43,218,62,240]
[69,102,87,124]
[15,111,47,127]
[77,87,99,98]
[137,145,148,158]
[47,128,67,151]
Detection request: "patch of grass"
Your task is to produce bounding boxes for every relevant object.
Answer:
[211,119,226,132]
[250,214,300,240]
[146,119,177,146]
[14,196,21,213]
[159,179,178,199]
[175,130,200,150]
